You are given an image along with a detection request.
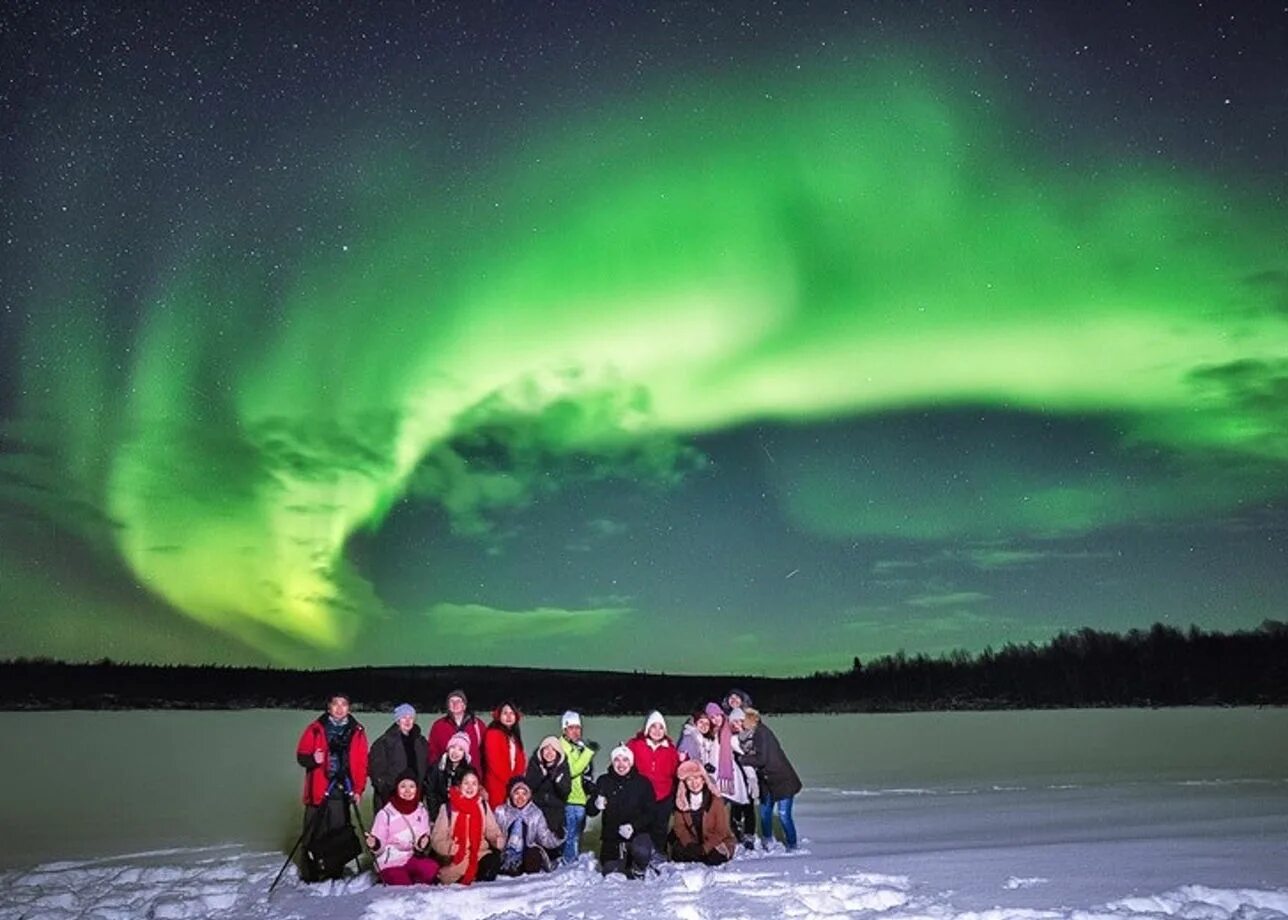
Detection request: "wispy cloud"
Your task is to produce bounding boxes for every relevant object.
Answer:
[905,591,990,608]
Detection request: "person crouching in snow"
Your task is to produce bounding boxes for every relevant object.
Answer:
[430,767,505,885]
[670,760,737,866]
[425,730,472,821]
[365,773,439,885]
[592,745,656,878]
[492,776,563,875]
[627,710,679,858]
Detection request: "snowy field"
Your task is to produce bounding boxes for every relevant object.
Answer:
[1,708,1285,920]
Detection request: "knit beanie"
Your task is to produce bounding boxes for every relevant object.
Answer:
[610,744,634,767]
[561,710,581,729]
[393,703,416,720]
[446,731,472,758]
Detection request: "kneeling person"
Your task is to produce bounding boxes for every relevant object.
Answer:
[671,760,737,866]
[366,773,439,885]
[430,768,505,885]
[593,745,656,878]
[492,776,563,875]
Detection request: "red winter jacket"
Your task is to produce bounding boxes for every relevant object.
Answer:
[427,713,486,770]
[296,716,369,805]
[482,719,527,807]
[628,731,680,803]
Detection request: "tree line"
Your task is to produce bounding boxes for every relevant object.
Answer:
[1,620,1284,712]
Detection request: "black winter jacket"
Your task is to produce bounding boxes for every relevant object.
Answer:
[594,767,656,863]
[524,757,573,837]
[369,723,430,804]
[741,722,802,799]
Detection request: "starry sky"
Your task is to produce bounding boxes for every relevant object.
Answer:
[2,2,1286,675]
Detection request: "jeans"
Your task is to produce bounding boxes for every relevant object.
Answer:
[563,804,587,864]
[758,792,797,849]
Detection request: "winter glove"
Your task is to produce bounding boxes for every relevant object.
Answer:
[595,795,607,811]
[618,823,633,840]
[704,763,716,774]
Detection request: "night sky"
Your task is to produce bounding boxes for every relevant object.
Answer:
[2,2,1286,675]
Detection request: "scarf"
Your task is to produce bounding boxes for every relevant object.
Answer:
[448,785,485,885]
[714,720,736,796]
[391,793,420,815]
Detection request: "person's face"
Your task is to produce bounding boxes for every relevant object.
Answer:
[510,785,531,807]
[564,724,582,743]
[727,693,743,710]
[684,773,706,793]
[397,713,416,733]
[709,711,725,730]
[448,696,466,718]
[327,697,350,720]
[647,721,665,741]
[729,717,745,733]
[447,745,466,763]
[694,716,711,735]
[499,705,517,727]
[459,773,480,797]
[612,755,631,776]
[540,744,559,765]
[396,779,419,801]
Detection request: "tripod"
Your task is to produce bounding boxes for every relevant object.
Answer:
[269,772,369,895]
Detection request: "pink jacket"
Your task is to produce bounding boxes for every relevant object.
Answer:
[370,802,432,870]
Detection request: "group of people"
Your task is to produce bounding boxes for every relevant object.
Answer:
[293,688,802,886]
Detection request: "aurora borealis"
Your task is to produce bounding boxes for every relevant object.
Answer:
[2,3,1286,674]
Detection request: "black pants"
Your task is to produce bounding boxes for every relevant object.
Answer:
[671,841,730,866]
[728,799,757,842]
[601,834,654,878]
[302,792,350,840]
[648,797,673,854]
[475,850,502,882]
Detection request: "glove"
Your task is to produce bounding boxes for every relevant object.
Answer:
[704,763,716,774]
[595,795,607,811]
[618,823,633,840]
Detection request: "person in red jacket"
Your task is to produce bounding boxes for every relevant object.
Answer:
[626,710,679,857]
[482,700,527,806]
[427,689,486,770]
[294,693,369,870]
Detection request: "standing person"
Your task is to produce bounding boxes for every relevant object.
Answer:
[728,707,760,847]
[424,731,473,819]
[671,760,737,866]
[558,710,597,866]
[430,767,506,885]
[369,703,429,812]
[492,776,563,875]
[676,709,716,767]
[427,690,486,770]
[740,707,803,851]
[723,688,754,713]
[626,711,679,858]
[294,693,369,878]
[482,701,526,807]
[592,745,656,878]
[705,702,754,848]
[524,735,572,866]
[365,773,439,885]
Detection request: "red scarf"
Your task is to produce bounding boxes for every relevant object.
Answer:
[391,792,420,815]
[448,786,485,884]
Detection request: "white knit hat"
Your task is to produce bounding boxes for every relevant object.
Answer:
[644,710,667,733]
[610,744,634,767]
[561,710,581,729]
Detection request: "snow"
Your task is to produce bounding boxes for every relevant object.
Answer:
[1,709,1286,919]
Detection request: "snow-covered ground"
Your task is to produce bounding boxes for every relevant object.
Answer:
[1,709,1285,920]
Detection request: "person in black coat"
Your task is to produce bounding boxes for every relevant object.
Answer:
[524,735,573,864]
[739,708,802,850]
[591,745,656,878]
[368,703,430,812]
[423,731,473,819]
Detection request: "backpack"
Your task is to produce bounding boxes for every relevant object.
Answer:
[303,824,362,881]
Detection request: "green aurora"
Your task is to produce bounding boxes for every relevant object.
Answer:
[4,68,1287,669]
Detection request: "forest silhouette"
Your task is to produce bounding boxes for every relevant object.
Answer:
[1,620,1284,712]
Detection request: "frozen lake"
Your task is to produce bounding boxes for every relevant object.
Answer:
[1,707,1285,919]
